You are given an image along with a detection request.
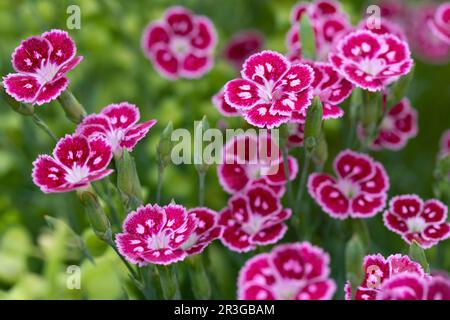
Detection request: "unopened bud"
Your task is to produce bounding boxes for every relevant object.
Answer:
[157,122,174,170]
[115,150,143,211]
[304,97,323,154]
[57,90,87,123]
[77,188,112,243]
[194,116,210,174]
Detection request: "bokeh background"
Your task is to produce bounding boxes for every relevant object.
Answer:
[0,0,449,299]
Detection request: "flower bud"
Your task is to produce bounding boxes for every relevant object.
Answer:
[77,188,112,244]
[194,116,210,174]
[304,97,323,154]
[115,150,143,211]
[157,121,174,170]
[312,133,328,169]
[300,12,316,60]
[187,255,211,299]
[345,234,365,298]
[57,89,87,124]
[409,240,430,273]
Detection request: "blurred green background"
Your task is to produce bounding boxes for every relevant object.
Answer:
[0,0,449,299]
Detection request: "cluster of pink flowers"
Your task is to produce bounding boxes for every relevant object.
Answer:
[141,6,217,80]
[3,29,82,105]
[346,253,450,300]
[4,1,450,301]
[238,242,336,300]
[116,204,222,265]
[32,102,157,193]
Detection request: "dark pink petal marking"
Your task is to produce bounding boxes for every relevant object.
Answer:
[334,150,375,183]
[241,51,289,84]
[181,53,212,78]
[164,6,194,36]
[54,134,90,168]
[224,79,260,110]
[190,17,216,51]
[243,103,290,129]
[2,74,40,103]
[34,76,69,105]
[42,29,76,66]
[103,102,139,129]
[32,155,69,192]
[12,36,51,73]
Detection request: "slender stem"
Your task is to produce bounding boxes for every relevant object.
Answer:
[346,114,357,149]
[31,113,58,142]
[156,166,164,203]
[282,145,294,209]
[198,171,206,206]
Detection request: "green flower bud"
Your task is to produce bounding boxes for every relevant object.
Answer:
[115,150,143,211]
[409,240,430,273]
[194,116,210,174]
[312,133,328,169]
[304,97,323,154]
[77,189,112,244]
[345,234,365,298]
[300,13,316,60]
[157,121,174,170]
[57,89,87,124]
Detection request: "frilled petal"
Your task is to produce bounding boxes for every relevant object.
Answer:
[241,51,289,84]
[53,134,90,168]
[334,149,375,183]
[2,73,40,103]
[12,36,51,73]
[123,204,166,236]
[32,155,69,193]
[224,79,260,110]
[34,76,69,105]
[42,29,76,66]
[243,103,290,129]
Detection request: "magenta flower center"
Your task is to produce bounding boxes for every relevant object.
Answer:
[406,216,427,233]
[65,164,89,184]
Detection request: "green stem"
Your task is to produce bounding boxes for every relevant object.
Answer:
[156,165,164,203]
[198,171,206,206]
[108,239,138,280]
[282,145,294,209]
[31,113,58,142]
[295,153,311,213]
